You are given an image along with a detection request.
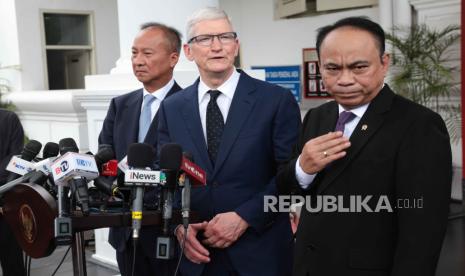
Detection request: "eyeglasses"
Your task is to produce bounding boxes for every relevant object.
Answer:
[188,32,237,46]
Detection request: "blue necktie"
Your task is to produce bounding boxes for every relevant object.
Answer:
[206,90,224,164]
[138,94,156,142]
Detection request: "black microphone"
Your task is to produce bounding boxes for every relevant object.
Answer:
[6,140,42,182]
[42,142,59,159]
[58,138,90,215]
[159,143,182,236]
[127,143,156,240]
[37,142,59,197]
[155,143,182,260]
[92,144,121,197]
[53,138,79,245]
[94,144,115,170]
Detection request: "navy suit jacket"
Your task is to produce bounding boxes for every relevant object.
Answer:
[98,82,181,256]
[158,70,301,276]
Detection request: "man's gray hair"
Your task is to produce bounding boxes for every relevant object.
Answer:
[186,7,233,41]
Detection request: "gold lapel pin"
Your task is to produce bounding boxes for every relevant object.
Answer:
[361,124,368,131]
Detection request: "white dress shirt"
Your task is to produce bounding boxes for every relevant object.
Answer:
[295,102,370,189]
[197,69,240,143]
[141,78,175,121]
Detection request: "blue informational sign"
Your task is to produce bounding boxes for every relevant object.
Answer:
[251,65,301,103]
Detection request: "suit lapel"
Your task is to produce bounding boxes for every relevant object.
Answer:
[181,81,214,173]
[125,89,143,146]
[316,86,394,194]
[212,72,257,177]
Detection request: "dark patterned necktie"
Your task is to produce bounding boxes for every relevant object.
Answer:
[206,90,224,164]
[334,111,356,133]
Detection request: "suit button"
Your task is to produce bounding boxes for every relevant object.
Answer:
[307,244,317,251]
[212,181,219,187]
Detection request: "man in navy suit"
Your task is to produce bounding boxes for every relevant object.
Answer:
[158,7,301,276]
[99,22,182,276]
[277,17,452,276]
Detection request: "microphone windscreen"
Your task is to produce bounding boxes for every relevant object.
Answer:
[95,144,115,166]
[127,143,155,168]
[59,138,79,155]
[22,140,42,161]
[43,142,59,159]
[160,143,182,170]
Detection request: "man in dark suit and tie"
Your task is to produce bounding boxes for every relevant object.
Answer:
[99,22,182,276]
[157,7,301,276]
[277,17,452,276]
[0,109,25,276]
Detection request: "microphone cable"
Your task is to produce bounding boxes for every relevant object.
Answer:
[173,225,188,276]
[51,245,71,276]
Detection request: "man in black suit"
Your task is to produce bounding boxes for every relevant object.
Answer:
[0,109,25,276]
[277,17,452,276]
[99,22,182,276]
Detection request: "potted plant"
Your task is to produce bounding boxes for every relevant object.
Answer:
[386,24,461,142]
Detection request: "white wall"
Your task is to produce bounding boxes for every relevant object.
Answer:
[0,0,22,91]
[13,0,120,91]
[116,0,219,72]
[220,0,379,69]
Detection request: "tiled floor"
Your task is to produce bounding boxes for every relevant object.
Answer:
[1,203,464,276]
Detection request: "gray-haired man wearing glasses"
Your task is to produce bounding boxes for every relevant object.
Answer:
[157,7,300,276]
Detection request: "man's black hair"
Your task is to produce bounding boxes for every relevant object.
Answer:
[140,22,182,53]
[316,16,385,60]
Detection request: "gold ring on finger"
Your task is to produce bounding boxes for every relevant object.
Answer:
[323,151,328,158]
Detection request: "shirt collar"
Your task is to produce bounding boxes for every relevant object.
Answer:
[338,103,369,119]
[337,83,385,117]
[143,78,175,101]
[198,69,240,102]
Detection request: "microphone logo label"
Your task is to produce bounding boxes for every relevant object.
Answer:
[60,161,69,172]
[124,169,163,186]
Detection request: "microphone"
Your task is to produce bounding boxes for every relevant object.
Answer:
[52,138,99,215]
[88,144,118,196]
[180,152,193,230]
[125,143,158,240]
[0,170,48,196]
[94,144,115,170]
[89,144,120,196]
[156,143,182,260]
[42,142,59,159]
[34,142,60,176]
[159,143,182,234]
[180,153,207,187]
[6,140,42,181]
[34,142,60,197]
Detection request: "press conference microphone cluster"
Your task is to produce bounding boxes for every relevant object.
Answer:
[51,138,99,215]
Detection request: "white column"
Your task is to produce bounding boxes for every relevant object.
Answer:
[393,0,412,27]
[378,0,393,32]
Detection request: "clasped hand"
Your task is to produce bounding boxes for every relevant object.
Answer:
[175,211,248,264]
